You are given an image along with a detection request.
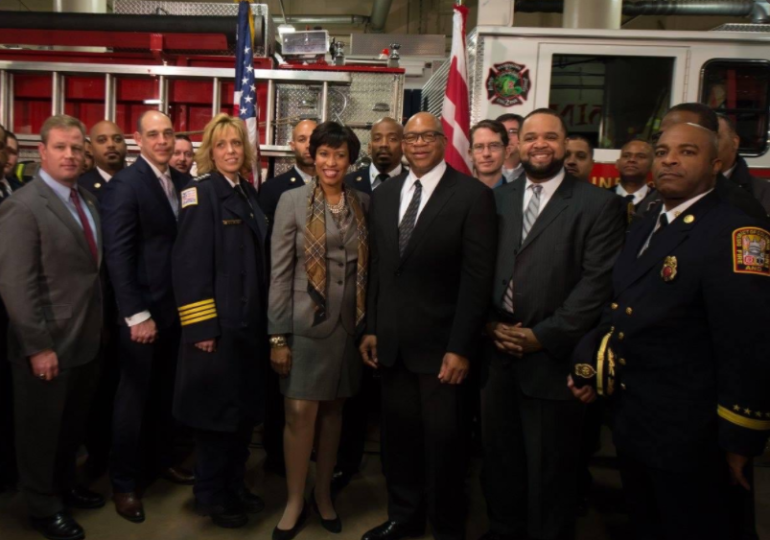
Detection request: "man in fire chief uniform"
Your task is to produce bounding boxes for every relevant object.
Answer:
[570,122,770,540]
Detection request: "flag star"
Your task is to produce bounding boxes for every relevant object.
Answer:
[250,84,256,92]
[240,109,248,117]
[246,65,254,73]
[242,77,248,85]
[244,96,253,103]
[244,46,250,54]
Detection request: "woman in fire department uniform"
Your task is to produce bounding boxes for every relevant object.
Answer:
[171,114,268,529]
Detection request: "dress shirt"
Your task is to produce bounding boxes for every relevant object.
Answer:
[723,164,736,179]
[295,166,313,184]
[0,178,13,196]
[492,175,507,189]
[39,169,97,236]
[97,167,113,183]
[523,167,565,217]
[615,183,650,206]
[503,163,524,183]
[399,160,447,224]
[638,189,713,256]
[369,162,403,190]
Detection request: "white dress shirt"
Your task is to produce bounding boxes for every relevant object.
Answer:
[523,168,565,217]
[615,183,650,206]
[399,160,446,224]
[97,167,113,183]
[638,189,713,255]
[295,166,313,184]
[369,163,403,190]
[503,163,524,183]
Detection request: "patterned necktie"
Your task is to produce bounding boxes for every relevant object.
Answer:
[521,184,543,243]
[70,188,98,262]
[160,172,179,217]
[399,180,422,256]
[372,173,388,190]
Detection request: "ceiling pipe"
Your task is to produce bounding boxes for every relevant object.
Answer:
[282,15,369,26]
[370,0,395,33]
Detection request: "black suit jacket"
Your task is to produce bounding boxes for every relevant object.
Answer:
[344,168,373,195]
[257,166,307,227]
[366,164,498,374]
[101,156,187,329]
[490,173,626,400]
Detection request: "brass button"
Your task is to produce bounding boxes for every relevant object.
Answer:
[619,358,627,366]
[621,383,627,390]
[611,303,618,310]
[625,307,633,315]
[618,332,625,340]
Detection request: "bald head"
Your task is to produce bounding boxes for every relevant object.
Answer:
[370,117,404,174]
[404,112,442,134]
[290,119,317,174]
[134,110,174,170]
[653,122,721,209]
[402,113,446,176]
[90,120,127,174]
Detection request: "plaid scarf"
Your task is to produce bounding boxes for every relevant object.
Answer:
[305,179,368,331]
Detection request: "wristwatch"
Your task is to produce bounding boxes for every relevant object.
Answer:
[269,335,288,349]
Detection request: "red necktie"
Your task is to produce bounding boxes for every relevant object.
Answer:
[70,188,98,262]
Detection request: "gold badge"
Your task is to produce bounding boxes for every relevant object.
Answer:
[683,214,694,224]
[574,364,596,379]
[290,177,296,183]
[356,176,363,182]
[661,256,677,281]
[94,182,102,189]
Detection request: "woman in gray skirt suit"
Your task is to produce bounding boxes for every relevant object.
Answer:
[268,121,369,539]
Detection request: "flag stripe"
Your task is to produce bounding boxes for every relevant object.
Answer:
[234,1,262,188]
[441,5,472,176]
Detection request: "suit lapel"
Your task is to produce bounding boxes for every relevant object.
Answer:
[35,178,94,263]
[215,174,264,240]
[616,192,719,294]
[384,173,407,259]
[136,156,177,223]
[497,179,525,279]
[519,176,574,252]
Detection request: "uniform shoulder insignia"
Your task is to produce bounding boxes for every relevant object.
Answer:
[732,226,769,277]
[181,187,198,208]
[193,173,211,182]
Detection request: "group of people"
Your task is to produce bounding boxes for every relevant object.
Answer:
[0,98,767,540]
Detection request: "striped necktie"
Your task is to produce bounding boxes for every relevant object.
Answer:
[398,180,422,256]
[502,184,543,313]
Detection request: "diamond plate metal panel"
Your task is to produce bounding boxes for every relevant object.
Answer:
[350,34,446,57]
[113,1,273,56]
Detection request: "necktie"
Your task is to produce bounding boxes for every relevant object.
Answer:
[70,188,98,262]
[521,184,543,243]
[160,172,179,217]
[623,194,635,205]
[234,182,254,211]
[372,173,388,190]
[399,180,422,256]
[639,213,669,257]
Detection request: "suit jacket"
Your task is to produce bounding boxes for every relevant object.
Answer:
[0,176,103,369]
[579,193,770,471]
[268,184,369,339]
[257,166,307,227]
[366,164,498,374]
[489,173,626,400]
[729,155,770,215]
[101,156,187,329]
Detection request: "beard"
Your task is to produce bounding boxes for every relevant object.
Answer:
[521,155,565,181]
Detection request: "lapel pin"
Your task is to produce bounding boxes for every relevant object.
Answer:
[95,183,101,189]
[356,176,362,182]
[661,255,678,282]
[683,214,695,224]
[290,177,296,183]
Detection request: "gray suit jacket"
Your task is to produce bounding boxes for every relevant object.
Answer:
[268,184,369,339]
[489,173,626,400]
[0,175,103,368]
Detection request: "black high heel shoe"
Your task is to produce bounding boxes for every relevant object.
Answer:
[312,488,342,534]
[272,501,308,540]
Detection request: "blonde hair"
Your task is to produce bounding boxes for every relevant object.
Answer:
[41,114,86,144]
[195,114,255,177]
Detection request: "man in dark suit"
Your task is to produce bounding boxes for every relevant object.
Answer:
[564,135,594,183]
[718,114,770,214]
[481,109,626,540]
[611,139,654,211]
[79,120,127,201]
[258,119,317,225]
[345,117,405,195]
[360,112,498,540]
[102,110,193,523]
[0,115,104,540]
[570,122,770,540]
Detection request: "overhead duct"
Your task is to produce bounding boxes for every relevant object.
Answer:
[515,0,770,23]
[370,0,395,32]
[283,15,369,26]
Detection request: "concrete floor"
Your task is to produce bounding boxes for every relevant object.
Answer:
[1,428,769,540]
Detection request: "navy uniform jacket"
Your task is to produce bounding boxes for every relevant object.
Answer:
[101,156,188,329]
[344,168,373,195]
[79,168,108,201]
[257,166,307,227]
[729,155,770,214]
[576,191,770,472]
[172,171,268,432]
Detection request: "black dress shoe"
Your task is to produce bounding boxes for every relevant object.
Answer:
[161,466,195,485]
[30,512,85,540]
[272,501,308,540]
[62,486,105,509]
[195,500,248,529]
[361,520,424,540]
[330,469,354,494]
[311,488,342,533]
[238,488,266,514]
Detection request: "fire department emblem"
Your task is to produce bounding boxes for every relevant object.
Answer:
[733,227,769,276]
[661,256,678,282]
[486,61,531,107]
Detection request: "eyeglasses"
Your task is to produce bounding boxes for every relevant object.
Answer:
[403,131,444,145]
[471,142,506,154]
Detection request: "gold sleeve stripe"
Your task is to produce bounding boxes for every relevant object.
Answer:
[179,303,217,318]
[180,312,218,326]
[718,405,770,431]
[596,330,612,397]
[180,308,217,323]
[178,299,215,314]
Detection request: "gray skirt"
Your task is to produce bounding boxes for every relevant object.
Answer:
[280,322,361,401]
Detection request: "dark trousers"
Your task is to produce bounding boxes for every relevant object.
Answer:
[110,324,180,493]
[726,461,758,540]
[577,399,605,500]
[194,422,254,507]
[480,361,583,540]
[618,451,730,540]
[337,366,380,475]
[0,357,17,489]
[262,368,285,469]
[12,359,99,517]
[380,360,470,540]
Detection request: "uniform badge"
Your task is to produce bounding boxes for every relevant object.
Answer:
[290,177,296,183]
[94,182,101,189]
[661,256,677,282]
[733,227,769,276]
[181,187,198,208]
[356,176,363,182]
[683,214,695,224]
[574,364,596,379]
[222,219,242,226]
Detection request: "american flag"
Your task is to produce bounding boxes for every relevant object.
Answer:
[234,1,262,186]
[441,4,472,176]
